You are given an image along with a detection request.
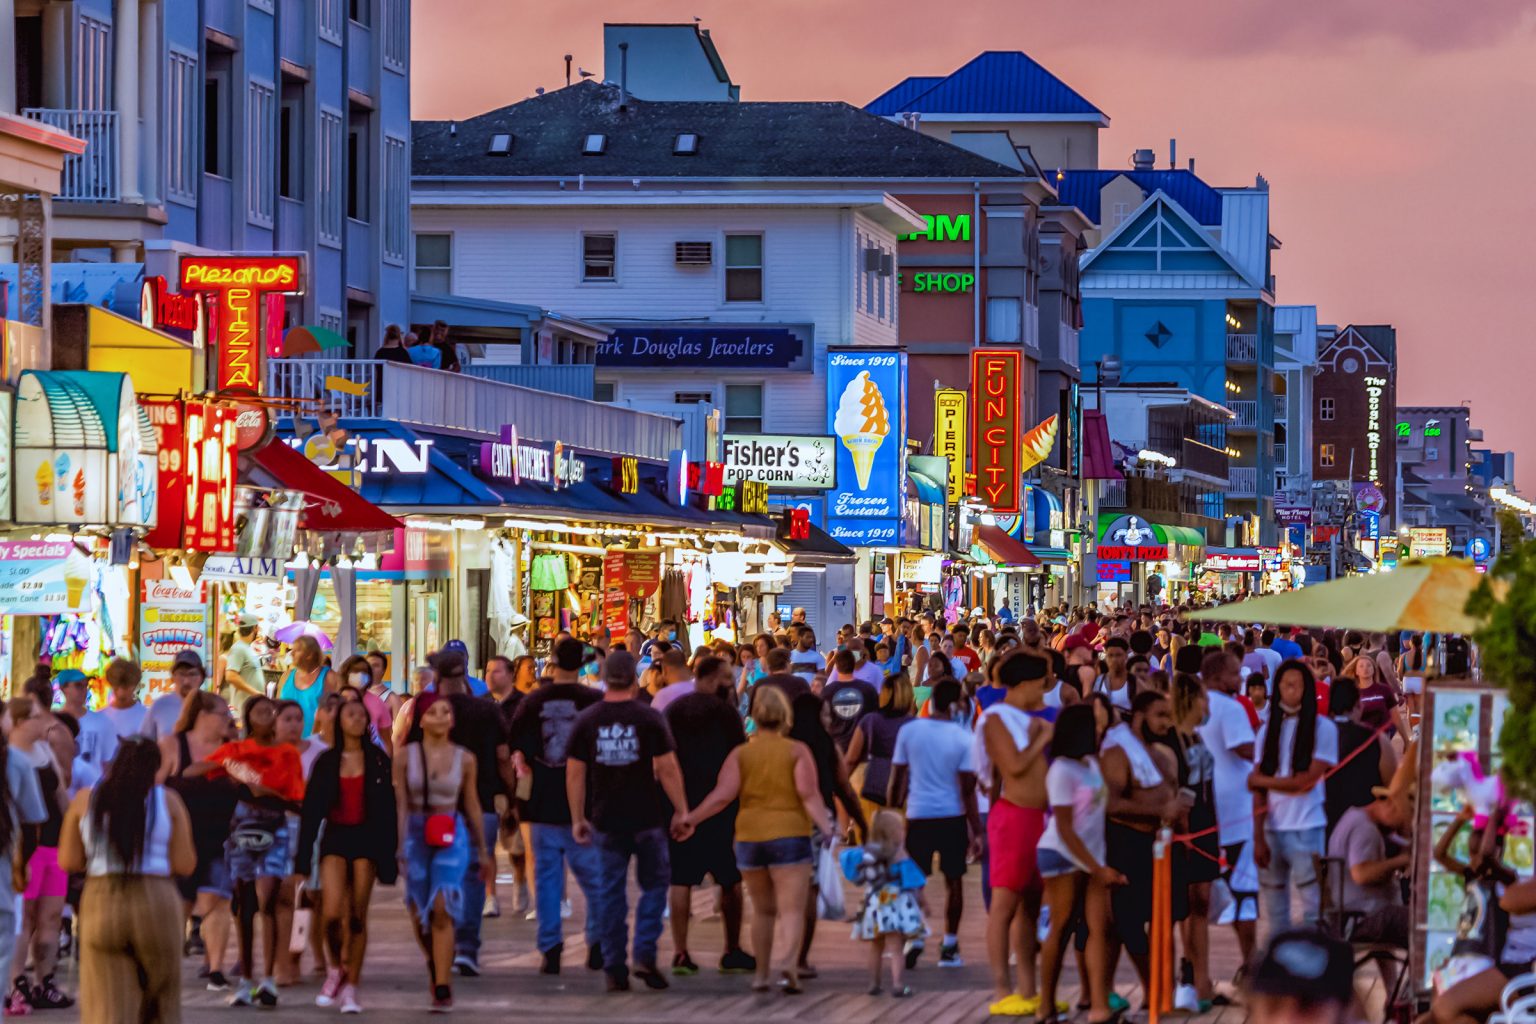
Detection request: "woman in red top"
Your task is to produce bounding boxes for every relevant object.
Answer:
[294,700,398,1014]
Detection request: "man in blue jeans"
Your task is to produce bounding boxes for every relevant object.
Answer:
[506,638,604,974]
[566,651,693,992]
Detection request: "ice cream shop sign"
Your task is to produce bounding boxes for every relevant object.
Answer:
[11,370,159,528]
[825,348,907,545]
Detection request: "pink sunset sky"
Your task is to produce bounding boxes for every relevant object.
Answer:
[413,1,1536,478]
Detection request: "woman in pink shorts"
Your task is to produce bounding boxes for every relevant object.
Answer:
[7,696,75,1013]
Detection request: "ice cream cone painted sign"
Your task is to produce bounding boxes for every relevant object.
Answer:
[970,350,1021,513]
[826,349,906,543]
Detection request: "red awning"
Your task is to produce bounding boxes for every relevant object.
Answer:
[975,524,1042,566]
[250,439,402,533]
[1080,410,1125,481]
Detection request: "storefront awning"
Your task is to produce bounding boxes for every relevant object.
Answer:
[974,524,1042,567]
[249,439,402,533]
[1081,410,1124,481]
[1164,525,1207,549]
[778,522,855,564]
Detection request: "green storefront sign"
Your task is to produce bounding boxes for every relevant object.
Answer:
[898,214,972,243]
[899,271,975,294]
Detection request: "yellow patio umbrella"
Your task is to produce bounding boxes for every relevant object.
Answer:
[1185,557,1499,634]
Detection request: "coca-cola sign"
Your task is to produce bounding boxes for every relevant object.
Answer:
[219,389,274,452]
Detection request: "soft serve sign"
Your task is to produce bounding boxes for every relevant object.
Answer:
[825,349,907,545]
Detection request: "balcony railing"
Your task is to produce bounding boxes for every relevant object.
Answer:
[22,108,119,202]
[1228,400,1258,429]
[1180,439,1229,481]
[1228,466,1258,497]
[463,363,596,400]
[266,358,683,460]
[1273,394,1288,422]
[1274,443,1288,467]
[1226,333,1258,363]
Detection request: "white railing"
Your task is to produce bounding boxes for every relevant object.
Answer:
[1226,333,1258,362]
[1273,394,1288,421]
[266,359,684,461]
[1274,443,1288,468]
[1229,400,1258,429]
[22,108,119,202]
[1228,466,1258,497]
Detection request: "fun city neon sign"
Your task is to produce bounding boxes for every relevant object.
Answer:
[179,256,303,393]
[1363,375,1386,483]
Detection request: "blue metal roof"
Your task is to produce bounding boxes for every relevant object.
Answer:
[864,76,944,114]
[1051,169,1223,226]
[865,52,1103,118]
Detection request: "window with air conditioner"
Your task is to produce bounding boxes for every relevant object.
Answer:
[582,233,616,281]
[725,235,763,302]
[725,384,764,433]
[673,391,712,407]
[675,241,712,266]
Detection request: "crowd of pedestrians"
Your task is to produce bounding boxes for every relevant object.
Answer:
[0,602,1486,1022]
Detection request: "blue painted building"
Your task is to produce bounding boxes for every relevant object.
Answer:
[1060,162,1281,543]
[3,0,410,349]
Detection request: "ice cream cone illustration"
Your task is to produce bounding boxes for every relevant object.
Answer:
[63,565,88,610]
[833,371,891,490]
[35,462,52,507]
[72,469,86,517]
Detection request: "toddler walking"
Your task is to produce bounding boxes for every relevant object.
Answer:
[841,810,929,997]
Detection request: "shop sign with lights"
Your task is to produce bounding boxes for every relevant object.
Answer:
[970,349,1021,512]
[688,461,725,497]
[138,275,206,346]
[140,398,187,550]
[1363,375,1386,483]
[476,426,584,488]
[611,455,639,495]
[178,255,303,393]
[933,390,966,504]
[779,507,811,541]
[182,401,238,552]
[713,480,769,515]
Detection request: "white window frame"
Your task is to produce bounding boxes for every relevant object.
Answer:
[382,134,408,264]
[381,0,408,71]
[318,0,344,43]
[165,49,199,202]
[724,383,764,434]
[412,232,451,294]
[1319,443,1336,468]
[246,79,276,227]
[317,106,344,246]
[74,15,112,110]
[723,232,763,304]
[581,232,617,282]
[1319,396,1335,421]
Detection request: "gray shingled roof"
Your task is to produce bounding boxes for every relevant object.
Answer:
[413,81,1027,180]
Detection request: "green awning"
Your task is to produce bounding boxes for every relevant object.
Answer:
[1164,525,1207,549]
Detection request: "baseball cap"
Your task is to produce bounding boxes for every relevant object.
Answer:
[172,650,206,674]
[53,669,88,686]
[602,650,638,687]
[1062,634,1093,653]
[443,638,469,655]
[1246,930,1354,1005]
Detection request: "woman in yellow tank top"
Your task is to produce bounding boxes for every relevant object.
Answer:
[685,685,830,994]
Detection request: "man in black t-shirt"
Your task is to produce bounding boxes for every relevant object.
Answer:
[821,648,878,750]
[567,651,691,992]
[507,638,603,974]
[662,655,753,976]
[434,652,516,977]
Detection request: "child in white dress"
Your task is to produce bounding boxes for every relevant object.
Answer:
[840,810,929,997]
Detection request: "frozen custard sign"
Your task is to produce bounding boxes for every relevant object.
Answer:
[597,326,807,369]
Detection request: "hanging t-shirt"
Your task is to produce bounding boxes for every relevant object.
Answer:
[1254,714,1338,833]
[1037,756,1107,871]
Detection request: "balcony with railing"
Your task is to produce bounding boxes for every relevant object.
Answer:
[1273,394,1288,422]
[1226,333,1258,363]
[1228,466,1259,498]
[1273,442,1288,468]
[1180,438,1229,481]
[1228,400,1258,430]
[266,358,682,460]
[463,363,595,400]
[22,109,118,202]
